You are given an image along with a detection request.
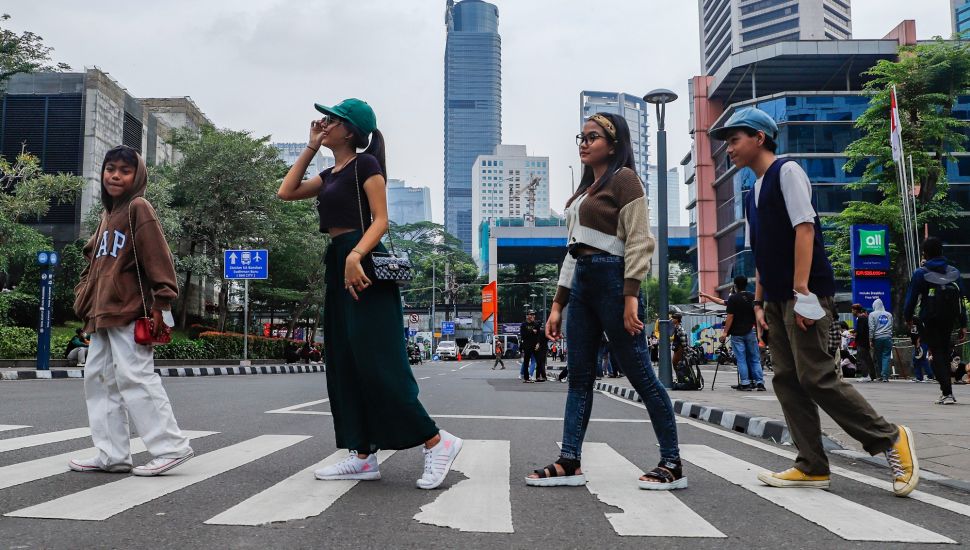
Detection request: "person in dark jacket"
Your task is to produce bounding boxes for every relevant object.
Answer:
[904,237,968,405]
[519,311,542,383]
[851,304,877,382]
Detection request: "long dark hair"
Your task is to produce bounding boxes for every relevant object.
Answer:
[345,122,387,178]
[569,112,637,205]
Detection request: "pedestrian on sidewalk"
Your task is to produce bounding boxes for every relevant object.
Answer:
[527,112,685,490]
[492,340,506,370]
[519,311,542,383]
[277,99,462,489]
[535,320,549,382]
[903,236,968,405]
[70,145,193,477]
[869,299,894,381]
[851,304,878,382]
[710,107,918,496]
[721,275,766,391]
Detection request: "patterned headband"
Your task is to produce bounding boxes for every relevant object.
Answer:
[588,114,617,140]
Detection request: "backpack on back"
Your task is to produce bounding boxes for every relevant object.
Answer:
[920,266,963,327]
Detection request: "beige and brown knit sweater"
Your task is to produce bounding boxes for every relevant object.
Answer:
[553,167,655,306]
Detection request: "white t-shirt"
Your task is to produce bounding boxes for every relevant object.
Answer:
[746,161,817,246]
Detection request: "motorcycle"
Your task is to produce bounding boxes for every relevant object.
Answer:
[407,344,422,365]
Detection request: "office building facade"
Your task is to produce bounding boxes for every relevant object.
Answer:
[0,69,211,247]
[699,0,852,76]
[955,0,970,36]
[686,20,970,298]
[646,165,684,227]
[471,145,550,266]
[444,0,502,254]
[274,142,335,178]
[387,179,433,226]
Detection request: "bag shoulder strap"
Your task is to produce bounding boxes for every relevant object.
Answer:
[128,199,150,318]
[353,158,398,255]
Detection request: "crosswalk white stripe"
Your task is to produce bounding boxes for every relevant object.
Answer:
[264,399,330,414]
[578,442,726,538]
[0,428,90,454]
[5,434,310,521]
[0,425,30,433]
[204,449,395,526]
[0,430,218,491]
[414,440,513,533]
[681,444,954,544]
[601,389,970,520]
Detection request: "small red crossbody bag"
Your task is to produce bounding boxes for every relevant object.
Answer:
[129,201,172,346]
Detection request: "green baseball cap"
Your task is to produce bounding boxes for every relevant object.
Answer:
[314,98,377,135]
[708,107,778,141]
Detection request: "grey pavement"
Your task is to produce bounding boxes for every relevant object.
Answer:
[0,359,968,548]
[603,363,970,484]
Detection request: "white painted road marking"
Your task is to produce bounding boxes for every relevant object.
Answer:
[681,444,953,544]
[6,435,310,521]
[0,424,30,432]
[418,377,431,380]
[264,399,329,415]
[206,449,395,526]
[0,427,90,454]
[414,440,513,533]
[579,442,725,538]
[0,430,218,491]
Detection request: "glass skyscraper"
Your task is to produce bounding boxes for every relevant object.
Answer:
[955,0,970,36]
[444,0,502,254]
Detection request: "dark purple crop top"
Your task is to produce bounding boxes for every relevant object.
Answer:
[316,154,384,233]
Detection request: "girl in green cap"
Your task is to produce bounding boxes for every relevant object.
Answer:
[277,99,463,490]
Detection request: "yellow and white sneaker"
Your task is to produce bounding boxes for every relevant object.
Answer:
[886,424,919,497]
[757,467,830,489]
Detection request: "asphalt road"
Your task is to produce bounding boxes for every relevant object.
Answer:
[1,359,969,549]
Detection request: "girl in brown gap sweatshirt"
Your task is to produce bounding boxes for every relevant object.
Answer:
[69,145,194,477]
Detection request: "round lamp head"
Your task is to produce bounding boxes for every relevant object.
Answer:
[643,88,679,104]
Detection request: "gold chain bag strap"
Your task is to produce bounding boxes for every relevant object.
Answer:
[353,159,414,286]
[129,199,172,345]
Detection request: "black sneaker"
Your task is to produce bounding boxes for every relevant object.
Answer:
[731,383,753,391]
[755,383,767,391]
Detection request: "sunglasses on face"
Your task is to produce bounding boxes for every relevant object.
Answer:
[320,115,343,128]
[576,132,605,146]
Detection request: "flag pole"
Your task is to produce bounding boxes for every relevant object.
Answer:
[909,154,921,264]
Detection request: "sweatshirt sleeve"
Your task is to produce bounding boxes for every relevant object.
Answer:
[903,270,924,322]
[131,199,179,310]
[553,252,576,306]
[616,195,655,296]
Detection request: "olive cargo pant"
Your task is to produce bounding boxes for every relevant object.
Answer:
[765,297,898,476]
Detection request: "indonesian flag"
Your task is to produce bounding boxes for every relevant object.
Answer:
[890,85,903,164]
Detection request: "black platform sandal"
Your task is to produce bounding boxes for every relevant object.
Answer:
[638,458,688,491]
[525,457,587,487]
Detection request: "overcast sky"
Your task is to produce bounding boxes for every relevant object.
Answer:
[5,1,954,225]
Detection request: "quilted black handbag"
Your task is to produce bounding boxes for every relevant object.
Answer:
[354,160,414,286]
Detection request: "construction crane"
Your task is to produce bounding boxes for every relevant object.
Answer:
[514,175,542,227]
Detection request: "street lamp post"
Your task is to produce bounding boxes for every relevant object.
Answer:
[539,277,549,322]
[643,88,678,389]
[568,165,576,194]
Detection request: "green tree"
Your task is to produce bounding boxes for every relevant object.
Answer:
[0,148,84,273]
[828,38,970,325]
[0,13,70,91]
[393,222,483,310]
[642,262,694,323]
[166,126,286,330]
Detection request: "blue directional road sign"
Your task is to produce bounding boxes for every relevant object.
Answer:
[224,249,269,280]
[441,322,455,335]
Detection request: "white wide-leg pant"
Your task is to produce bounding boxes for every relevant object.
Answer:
[84,322,191,466]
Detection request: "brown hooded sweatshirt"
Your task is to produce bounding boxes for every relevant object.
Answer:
[73,151,178,333]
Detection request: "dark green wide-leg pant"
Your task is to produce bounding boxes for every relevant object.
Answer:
[323,231,438,453]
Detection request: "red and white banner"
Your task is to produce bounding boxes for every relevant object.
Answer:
[890,85,903,164]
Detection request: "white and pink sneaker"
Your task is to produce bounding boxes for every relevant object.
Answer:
[314,452,381,481]
[416,430,463,490]
[132,449,194,477]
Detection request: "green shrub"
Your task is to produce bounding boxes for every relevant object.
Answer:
[0,326,38,358]
[0,291,39,327]
[198,331,290,360]
[153,338,216,360]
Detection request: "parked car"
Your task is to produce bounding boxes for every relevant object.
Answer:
[462,341,494,359]
[436,340,458,360]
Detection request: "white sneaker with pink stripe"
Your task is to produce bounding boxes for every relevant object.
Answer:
[416,430,463,490]
[314,452,381,481]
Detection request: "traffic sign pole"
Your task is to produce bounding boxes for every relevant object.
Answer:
[35,251,58,371]
[243,280,249,364]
